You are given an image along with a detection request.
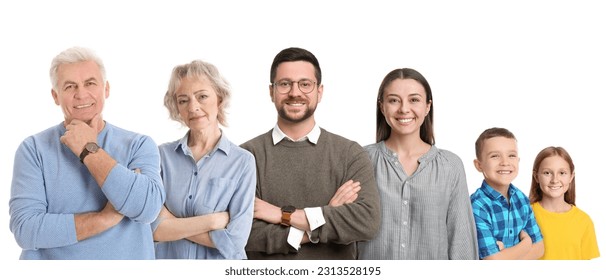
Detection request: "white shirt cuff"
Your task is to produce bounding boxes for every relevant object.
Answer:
[287,227,305,250]
[304,207,325,243]
[286,207,326,250]
[304,207,326,231]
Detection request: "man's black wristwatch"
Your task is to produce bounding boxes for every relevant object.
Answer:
[79,142,100,163]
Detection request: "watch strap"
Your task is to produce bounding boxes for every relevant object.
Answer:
[280,205,295,226]
[281,212,292,226]
[79,142,99,163]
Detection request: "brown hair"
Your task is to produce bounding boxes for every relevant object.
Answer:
[474,127,516,159]
[375,68,434,144]
[529,146,576,205]
[270,47,321,85]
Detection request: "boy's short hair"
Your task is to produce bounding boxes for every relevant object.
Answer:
[474,127,517,158]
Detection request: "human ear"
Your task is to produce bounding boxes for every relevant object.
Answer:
[51,89,60,105]
[104,81,110,99]
[473,159,483,172]
[315,84,324,103]
[269,84,274,102]
[217,94,224,109]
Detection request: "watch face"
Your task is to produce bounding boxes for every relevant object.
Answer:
[86,142,99,152]
[282,205,296,213]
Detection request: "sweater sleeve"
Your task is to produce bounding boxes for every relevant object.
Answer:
[311,142,381,244]
[245,219,295,254]
[101,135,165,223]
[9,138,78,250]
[242,136,296,255]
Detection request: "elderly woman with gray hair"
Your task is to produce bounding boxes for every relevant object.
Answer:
[151,60,256,259]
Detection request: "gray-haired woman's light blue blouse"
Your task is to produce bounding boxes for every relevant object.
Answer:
[152,132,256,259]
[358,141,478,260]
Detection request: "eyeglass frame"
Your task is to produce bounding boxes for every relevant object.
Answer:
[271,79,318,94]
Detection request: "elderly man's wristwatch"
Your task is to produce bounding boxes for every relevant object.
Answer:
[280,205,296,226]
[79,142,100,163]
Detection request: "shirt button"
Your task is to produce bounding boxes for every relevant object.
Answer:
[403,200,408,205]
[403,221,408,226]
[194,172,198,176]
[401,244,406,248]
[188,195,192,199]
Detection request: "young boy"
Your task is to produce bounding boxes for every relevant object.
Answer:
[470,127,544,260]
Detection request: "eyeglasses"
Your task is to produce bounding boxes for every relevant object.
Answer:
[272,79,317,94]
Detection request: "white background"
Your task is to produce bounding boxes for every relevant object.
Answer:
[1,0,604,278]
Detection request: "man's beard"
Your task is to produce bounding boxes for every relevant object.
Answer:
[277,103,316,124]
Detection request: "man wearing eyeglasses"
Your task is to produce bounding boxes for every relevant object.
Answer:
[241,47,380,259]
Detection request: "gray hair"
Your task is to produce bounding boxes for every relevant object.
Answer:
[164,60,231,126]
[49,47,106,91]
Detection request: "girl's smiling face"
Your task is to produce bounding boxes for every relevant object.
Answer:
[535,155,574,201]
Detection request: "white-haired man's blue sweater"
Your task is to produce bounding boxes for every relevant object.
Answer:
[10,122,165,259]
